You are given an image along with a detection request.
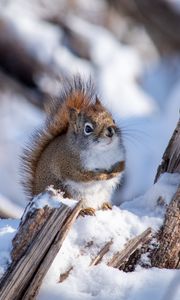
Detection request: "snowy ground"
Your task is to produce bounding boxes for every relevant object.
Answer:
[0,0,180,299]
[0,173,180,299]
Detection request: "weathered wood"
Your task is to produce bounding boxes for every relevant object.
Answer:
[151,120,180,268]
[59,267,73,283]
[11,191,54,262]
[155,120,180,182]
[107,227,152,269]
[23,199,82,300]
[151,186,180,269]
[90,240,113,266]
[0,190,82,300]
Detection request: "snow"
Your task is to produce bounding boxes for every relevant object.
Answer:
[0,93,43,210]
[0,219,19,278]
[68,16,157,118]
[0,173,179,299]
[0,0,180,298]
[0,193,23,219]
[29,187,78,210]
[40,267,180,300]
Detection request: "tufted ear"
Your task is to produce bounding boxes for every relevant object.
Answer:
[68,107,80,133]
[68,107,79,122]
[95,97,102,107]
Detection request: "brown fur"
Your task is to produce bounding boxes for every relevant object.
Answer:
[21,76,125,199]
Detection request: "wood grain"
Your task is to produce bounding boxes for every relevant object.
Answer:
[0,190,82,300]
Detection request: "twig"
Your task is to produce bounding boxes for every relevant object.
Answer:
[90,240,113,266]
[107,228,152,269]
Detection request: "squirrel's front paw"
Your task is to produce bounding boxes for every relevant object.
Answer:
[101,202,112,210]
[79,207,96,217]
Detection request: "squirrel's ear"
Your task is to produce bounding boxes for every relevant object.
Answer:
[95,97,101,106]
[68,107,79,122]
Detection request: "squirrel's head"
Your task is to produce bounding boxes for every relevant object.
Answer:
[67,97,123,152]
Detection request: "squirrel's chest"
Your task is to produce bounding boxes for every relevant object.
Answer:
[65,175,122,209]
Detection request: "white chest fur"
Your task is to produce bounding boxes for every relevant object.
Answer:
[66,136,125,209]
[65,174,122,209]
[81,137,124,171]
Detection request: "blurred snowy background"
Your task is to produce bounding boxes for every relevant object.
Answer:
[0,0,179,218]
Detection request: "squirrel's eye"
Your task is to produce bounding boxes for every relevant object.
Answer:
[84,123,93,135]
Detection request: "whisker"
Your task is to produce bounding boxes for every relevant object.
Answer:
[121,134,142,148]
[121,130,151,143]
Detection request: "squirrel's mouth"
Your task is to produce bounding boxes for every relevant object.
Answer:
[106,138,113,145]
[95,136,118,148]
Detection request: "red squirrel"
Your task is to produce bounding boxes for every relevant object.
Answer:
[22,76,125,215]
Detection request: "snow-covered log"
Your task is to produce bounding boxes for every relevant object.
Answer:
[0,189,82,300]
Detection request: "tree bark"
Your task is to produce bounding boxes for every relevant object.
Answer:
[0,189,82,300]
[151,120,180,269]
[155,120,180,182]
[151,186,180,268]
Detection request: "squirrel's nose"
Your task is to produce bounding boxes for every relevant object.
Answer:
[105,126,115,138]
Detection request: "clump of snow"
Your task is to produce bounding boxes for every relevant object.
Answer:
[0,219,19,278]
[22,186,78,222]
[40,266,180,300]
[122,172,180,215]
[32,187,78,210]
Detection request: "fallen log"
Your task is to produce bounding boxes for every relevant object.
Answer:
[0,188,82,300]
